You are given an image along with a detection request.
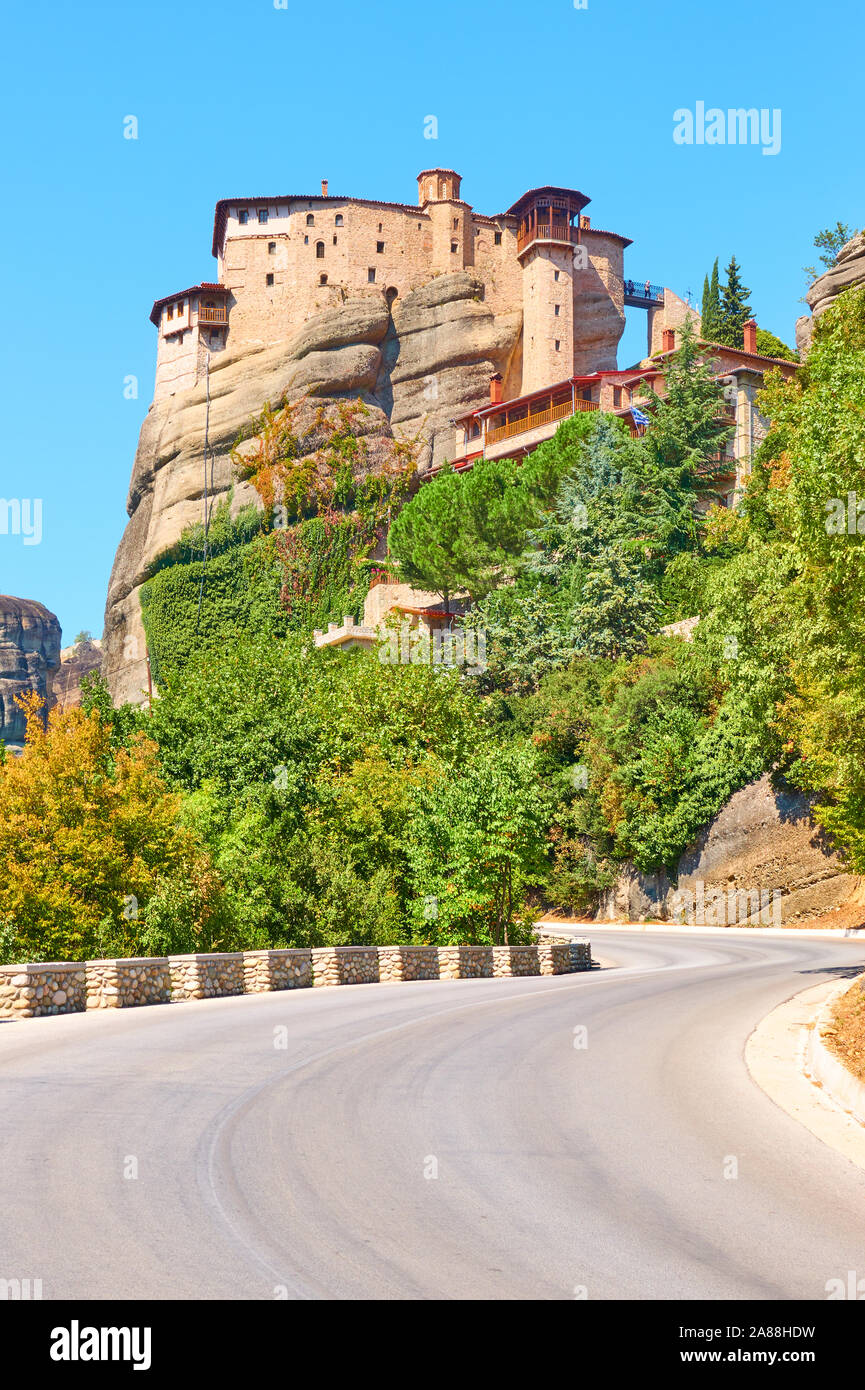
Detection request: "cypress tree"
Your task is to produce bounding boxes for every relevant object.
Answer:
[718,256,752,347]
[700,258,722,341]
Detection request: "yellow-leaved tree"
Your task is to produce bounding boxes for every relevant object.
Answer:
[0,695,227,964]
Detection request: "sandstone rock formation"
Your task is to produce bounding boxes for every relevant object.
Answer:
[0,596,61,751]
[596,774,859,927]
[104,277,521,704]
[52,637,103,711]
[796,231,865,355]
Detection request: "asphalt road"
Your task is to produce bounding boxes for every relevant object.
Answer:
[2,930,865,1301]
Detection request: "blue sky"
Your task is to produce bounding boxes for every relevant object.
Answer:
[1,0,861,641]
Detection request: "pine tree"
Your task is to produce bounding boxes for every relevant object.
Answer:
[388,463,472,611]
[570,546,661,660]
[632,317,734,561]
[718,256,752,348]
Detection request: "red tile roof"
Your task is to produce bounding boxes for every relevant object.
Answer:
[505,185,592,217]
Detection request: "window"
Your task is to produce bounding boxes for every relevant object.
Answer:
[554,270,560,282]
[177,301,184,313]
[266,273,274,286]
[451,241,458,253]
[238,209,249,225]
[304,235,309,245]
[258,209,268,224]
[378,222,382,233]
[166,305,173,320]
[453,218,459,229]
[306,213,315,226]
[554,304,560,316]
[319,273,328,285]
[268,242,276,254]
[555,340,560,351]
[376,241,384,253]
[494,230,502,245]
[333,234,338,245]
[368,267,376,283]
[613,386,622,408]
[315,241,325,258]
[335,214,343,227]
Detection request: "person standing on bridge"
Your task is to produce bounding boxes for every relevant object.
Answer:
[645,279,651,298]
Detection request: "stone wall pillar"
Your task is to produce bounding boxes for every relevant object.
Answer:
[85,958,171,1009]
[0,962,86,1019]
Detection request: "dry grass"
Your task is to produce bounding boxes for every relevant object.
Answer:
[825,978,865,1084]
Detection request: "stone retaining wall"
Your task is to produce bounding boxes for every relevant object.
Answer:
[437,946,494,979]
[537,941,575,976]
[311,946,380,987]
[85,958,171,1010]
[493,945,541,978]
[0,939,592,1020]
[568,940,592,971]
[168,953,245,1002]
[0,961,86,1019]
[242,949,312,993]
[379,945,441,982]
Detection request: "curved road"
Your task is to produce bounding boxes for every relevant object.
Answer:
[2,930,865,1300]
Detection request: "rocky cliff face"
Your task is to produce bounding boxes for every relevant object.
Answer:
[796,231,865,354]
[0,596,61,750]
[595,775,859,926]
[104,274,521,705]
[52,638,103,711]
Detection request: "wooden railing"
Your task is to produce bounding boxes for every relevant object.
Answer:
[199,305,228,324]
[517,223,579,254]
[486,396,597,446]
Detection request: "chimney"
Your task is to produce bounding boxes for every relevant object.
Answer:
[321,179,328,197]
[743,318,757,354]
[662,327,676,352]
[489,373,503,405]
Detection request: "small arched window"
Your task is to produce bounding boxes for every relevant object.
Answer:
[315,241,325,259]
[306,213,315,226]
[319,273,328,285]
[335,214,343,227]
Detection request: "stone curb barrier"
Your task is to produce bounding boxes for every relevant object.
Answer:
[0,940,592,1021]
[804,972,865,1126]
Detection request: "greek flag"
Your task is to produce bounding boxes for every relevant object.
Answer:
[630,406,650,427]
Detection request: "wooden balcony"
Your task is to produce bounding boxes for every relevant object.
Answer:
[517,223,581,255]
[199,305,228,325]
[487,396,597,446]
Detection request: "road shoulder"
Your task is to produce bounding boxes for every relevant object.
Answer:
[746,978,865,1172]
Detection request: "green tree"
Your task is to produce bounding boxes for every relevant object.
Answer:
[630,317,734,561]
[754,327,798,362]
[407,743,550,944]
[388,463,473,611]
[570,547,662,659]
[701,258,722,341]
[803,222,855,282]
[717,256,752,347]
[0,695,226,963]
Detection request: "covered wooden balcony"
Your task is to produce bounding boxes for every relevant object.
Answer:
[511,187,590,259]
[486,391,598,446]
[199,304,228,325]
